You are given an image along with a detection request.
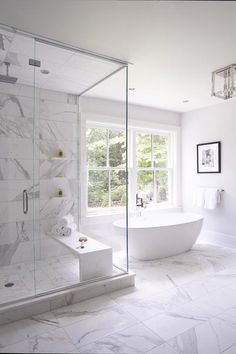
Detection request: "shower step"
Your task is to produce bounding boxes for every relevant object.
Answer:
[0,271,135,326]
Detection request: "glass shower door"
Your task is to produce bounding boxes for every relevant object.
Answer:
[34,40,80,294]
[0,27,37,304]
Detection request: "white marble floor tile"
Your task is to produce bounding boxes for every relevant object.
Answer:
[108,285,155,304]
[168,316,236,354]
[193,288,236,315]
[63,306,138,347]
[76,323,164,353]
[0,327,76,353]
[216,307,236,332]
[118,297,165,321]
[1,244,236,353]
[170,297,223,321]
[143,311,203,341]
[181,279,215,302]
[146,343,178,354]
[0,312,60,348]
[153,286,192,311]
[223,344,236,354]
[51,295,118,327]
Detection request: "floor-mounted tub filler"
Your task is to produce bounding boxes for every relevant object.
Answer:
[114,212,203,260]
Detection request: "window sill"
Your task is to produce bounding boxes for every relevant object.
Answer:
[85,203,179,218]
[86,207,125,218]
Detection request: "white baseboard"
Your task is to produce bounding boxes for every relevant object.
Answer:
[198,229,236,249]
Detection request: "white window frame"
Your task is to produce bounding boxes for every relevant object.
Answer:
[131,128,173,207]
[86,121,126,216]
[81,114,180,217]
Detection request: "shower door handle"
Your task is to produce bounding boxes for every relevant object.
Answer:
[23,189,28,214]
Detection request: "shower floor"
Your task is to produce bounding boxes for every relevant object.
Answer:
[0,255,80,305]
[0,253,124,306]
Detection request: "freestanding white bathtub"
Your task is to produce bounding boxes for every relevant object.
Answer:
[113,212,203,260]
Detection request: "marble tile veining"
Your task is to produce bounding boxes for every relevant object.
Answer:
[0,244,236,353]
[0,158,34,181]
[0,327,76,353]
[76,323,164,353]
[0,254,80,305]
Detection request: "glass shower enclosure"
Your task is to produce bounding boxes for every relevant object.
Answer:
[0,25,128,306]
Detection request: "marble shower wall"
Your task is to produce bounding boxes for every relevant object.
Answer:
[0,82,79,266]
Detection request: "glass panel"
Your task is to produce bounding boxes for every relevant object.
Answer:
[87,128,107,167]
[88,170,109,208]
[34,40,80,294]
[0,27,36,304]
[80,67,128,273]
[111,170,126,207]
[0,25,128,305]
[153,134,168,168]
[137,170,154,203]
[136,133,151,167]
[34,40,127,293]
[109,129,126,167]
[155,170,169,202]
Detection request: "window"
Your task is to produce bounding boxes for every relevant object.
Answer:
[86,127,126,210]
[135,132,170,204]
[86,124,173,214]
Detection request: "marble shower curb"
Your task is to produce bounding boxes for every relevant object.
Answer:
[0,272,135,325]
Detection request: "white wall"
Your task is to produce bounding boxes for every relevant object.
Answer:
[81,96,181,126]
[182,99,236,247]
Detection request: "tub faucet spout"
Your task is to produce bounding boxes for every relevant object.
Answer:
[136,194,144,216]
[136,194,143,208]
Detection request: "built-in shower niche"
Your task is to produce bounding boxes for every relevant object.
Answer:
[0,24,129,308]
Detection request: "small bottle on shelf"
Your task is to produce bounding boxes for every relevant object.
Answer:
[57,188,63,197]
[58,149,63,158]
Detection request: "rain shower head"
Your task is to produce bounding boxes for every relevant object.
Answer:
[0,62,17,84]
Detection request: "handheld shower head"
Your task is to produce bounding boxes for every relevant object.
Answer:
[0,62,18,84]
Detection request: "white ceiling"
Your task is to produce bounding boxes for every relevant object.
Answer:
[0,0,236,112]
[0,28,123,95]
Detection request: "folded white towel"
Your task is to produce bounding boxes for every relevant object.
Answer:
[52,224,64,236]
[192,188,205,208]
[204,188,220,210]
[60,227,72,237]
[52,222,77,237]
[57,214,74,228]
[68,222,77,232]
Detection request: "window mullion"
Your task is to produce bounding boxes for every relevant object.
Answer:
[106,129,109,168]
[153,169,156,203]
[151,134,154,168]
[107,129,111,207]
[108,169,111,208]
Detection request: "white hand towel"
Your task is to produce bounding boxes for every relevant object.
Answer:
[192,188,205,208]
[52,224,64,236]
[204,188,220,210]
[57,214,74,228]
[52,222,77,237]
[62,223,77,236]
[60,227,72,237]
[69,222,77,232]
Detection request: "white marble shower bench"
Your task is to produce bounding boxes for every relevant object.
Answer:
[52,232,113,281]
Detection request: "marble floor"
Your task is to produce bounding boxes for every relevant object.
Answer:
[0,254,123,305]
[0,243,236,353]
[0,255,80,305]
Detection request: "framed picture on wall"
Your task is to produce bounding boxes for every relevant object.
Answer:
[197,141,221,173]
